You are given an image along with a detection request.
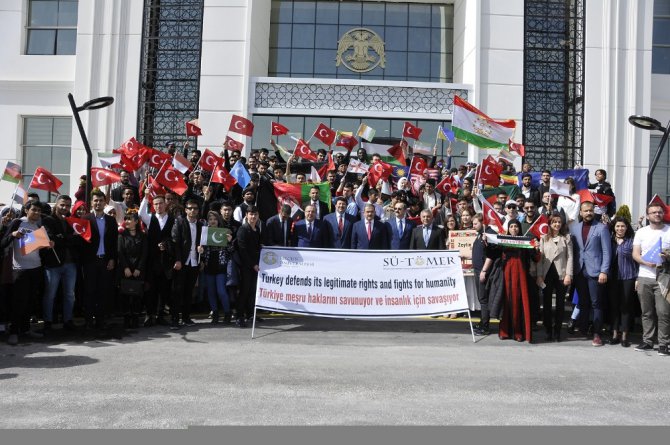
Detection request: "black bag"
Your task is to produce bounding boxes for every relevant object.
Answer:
[120,278,144,297]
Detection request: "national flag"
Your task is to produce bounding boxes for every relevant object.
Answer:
[274,142,293,160]
[273,182,332,214]
[2,161,21,184]
[294,139,317,161]
[452,96,516,148]
[642,237,664,265]
[186,119,202,137]
[424,168,439,180]
[356,123,376,142]
[118,153,139,173]
[508,139,525,157]
[592,193,614,209]
[115,137,145,157]
[199,148,223,172]
[144,175,167,200]
[478,156,503,187]
[391,165,410,179]
[312,123,336,146]
[271,122,289,136]
[553,169,589,191]
[480,185,521,205]
[549,177,572,197]
[360,142,402,165]
[317,152,336,180]
[410,174,426,195]
[308,166,321,183]
[90,168,122,187]
[484,233,536,249]
[229,160,251,189]
[98,153,122,169]
[145,148,172,169]
[525,214,549,239]
[500,174,518,185]
[229,114,254,137]
[18,226,51,255]
[347,158,369,174]
[29,166,62,194]
[200,227,230,247]
[224,136,244,152]
[336,131,358,151]
[368,161,393,186]
[387,142,406,165]
[64,216,92,242]
[210,164,237,191]
[412,140,433,156]
[436,175,460,195]
[172,152,192,174]
[155,166,188,195]
[11,182,27,205]
[437,126,455,142]
[402,122,423,140]
[649,194,670,223]
[498,149,516,163]
[409,156,428,176]
[480,197,505,233]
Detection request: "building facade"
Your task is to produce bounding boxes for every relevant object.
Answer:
[1,0,668,219]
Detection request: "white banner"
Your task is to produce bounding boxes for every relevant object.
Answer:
[255,247,469,318]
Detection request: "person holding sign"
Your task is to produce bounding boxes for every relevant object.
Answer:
[198,211,233,324]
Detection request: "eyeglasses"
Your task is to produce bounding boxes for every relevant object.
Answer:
[523,207,535,211]
[506,205,517,209]
[186,207,198,211]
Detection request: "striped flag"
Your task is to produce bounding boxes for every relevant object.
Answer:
[356,123,376,142]
[12,182,27,205]
[2,162,21,184]
[452,96,516,148]
[19,226,51,255]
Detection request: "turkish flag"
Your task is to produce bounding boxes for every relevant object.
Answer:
[317,152,336,180]
[199,148,223,172]
[90,168,122,187]
[592,193,614,208]
[186,119,202,137]
[229,114,254,137]
[294,139,317,161]
[224,136,244,152]
[144,175,167,200]
[145,147,172,169]
[409,156,427,176]
[336,134,358,151]
[526,214,549,239]
[155,166,188,195]
[480,198,505,233]
[313,123,336,146]
[30,167,62,194]
[368,161,393,186]
[387,142,406,165]
[211,164,238,191]
[436,175,460,196]
[509,139,525,157]
[650,194,670,223]
[115,137,148,157]
[65,216,92,242]
[478,156,502,187]
[271,121,289,136]
[402,122,423,140]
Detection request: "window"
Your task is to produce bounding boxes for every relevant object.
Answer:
[269,1,454,82]
[25,0,78,55]
[22,117,72,202]
[653,0,670,74]
[650,134,670,201]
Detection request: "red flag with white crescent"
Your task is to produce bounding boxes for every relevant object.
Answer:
[211,164,238,191]
[480,198,505,233]
[294,139,318,161]
[29,167,62,194]
[90,168,122,187]
[368,161,392,186]
[409,156,427,176]
[145,147,172,169]
[526,213,549,239]
[402,122,423,140]
[65,216,92,242]
[186,119,202,137]
[199,148,223,172]
[271,122,289,136]
[478,155,503,187]
[312,123,336,146]
[228,115,254,137]
[155,166,188,195]
[436,175,460,196]
[224,136,244,152]
[508,139,525,157]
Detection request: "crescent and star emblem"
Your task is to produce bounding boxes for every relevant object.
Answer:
[164,170,177,182]
[95,171,106,182]
[211,231,224,244]
[72,223,84,235]
[36,173,47,185]
[234,121,245,130]
[539,223,549,234]
[484,165,493,175]
[319,129,329,138]
[151,154,161,166]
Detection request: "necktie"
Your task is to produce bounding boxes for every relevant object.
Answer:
[307,223,312,238]
[282,219,287,246]
[423,226,429,246]
[313,202,319,218]
[338,215,344,236]
[367,222,372,240]
[398,220,403,238]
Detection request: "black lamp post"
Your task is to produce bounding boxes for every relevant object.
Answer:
[67,94,114,206]
[628,115,670,205]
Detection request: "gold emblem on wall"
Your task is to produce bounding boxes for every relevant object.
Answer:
[336,28,386,73]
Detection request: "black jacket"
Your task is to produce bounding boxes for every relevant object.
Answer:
[171,216,203,264]
[82,213,118,262]
[236,221,262,270]
[117,231,148,277]
[40,215,84,268]
[147,213,175,275]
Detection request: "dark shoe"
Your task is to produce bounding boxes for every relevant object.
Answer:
[123,316,131,329]
[63,320,77,332]
[608,336,620,345]
[182,318,196,327]
[223,313,232,324]
[634,342,654,352]
[143,315,155,327]
[94,320,107,330]
[235,318,247,328]
[473,327,490,336]
[592,334,603,347]
[7,334,18,345]
[211,312,219,324]
[567,319,576,334]
[658,345,669,356]
[246,316,264,324]
[621,339,631,348]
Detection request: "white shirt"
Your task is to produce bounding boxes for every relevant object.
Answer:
[187,220,198,266]
[633,225,670,279]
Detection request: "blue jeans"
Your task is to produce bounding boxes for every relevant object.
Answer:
[206,273,230,314]
[575,272,604,334]
[44,262,77,323]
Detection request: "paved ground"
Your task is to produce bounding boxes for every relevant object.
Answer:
[1,315,669,427]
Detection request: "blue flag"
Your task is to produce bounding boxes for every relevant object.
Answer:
[392,165,410,179]
[553,169,590,191]
[642,237,663,265]
[229,161,251,189]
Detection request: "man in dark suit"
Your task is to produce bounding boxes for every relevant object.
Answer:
[351,204,389,249]
[170,199,203,329]
[306,185,329,220]
[292,205,329,248]
[569,200,611,346]
[323,197,355,249]
[520,173,541,207]
[386,201,415,250]
[410,210,445,250]
[82,190,118,329]
[264,204,293,247]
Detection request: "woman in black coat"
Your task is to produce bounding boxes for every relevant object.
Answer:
[234,205,262,328]
[117,211,148,328]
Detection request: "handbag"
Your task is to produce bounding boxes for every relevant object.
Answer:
[120,278,144,297]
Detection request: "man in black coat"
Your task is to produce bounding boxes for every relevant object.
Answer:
[82,190,118,329]
[264,204,293,247]
[323,197,355,249]
[169,199,203,329]
[409,210,445,250]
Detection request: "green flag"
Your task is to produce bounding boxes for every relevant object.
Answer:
[200,227,230,247]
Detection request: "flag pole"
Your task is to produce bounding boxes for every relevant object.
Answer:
[150,160,169,193]
[206,160,219,190]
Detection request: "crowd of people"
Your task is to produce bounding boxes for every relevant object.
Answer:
[1,141,668,356]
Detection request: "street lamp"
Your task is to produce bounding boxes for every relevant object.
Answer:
[628,114,670,205]
[67,93,114,206]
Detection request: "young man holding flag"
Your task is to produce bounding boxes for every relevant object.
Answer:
[1,201,53,345]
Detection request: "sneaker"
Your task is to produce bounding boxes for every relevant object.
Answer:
[182,318,196,327]
[591,335,603,347]
[143,315,155,327]
[658,345,669,356]
[566,319,577,334]
[635,343,654,352]
[474,327,490,337]
[7,334,18,345]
